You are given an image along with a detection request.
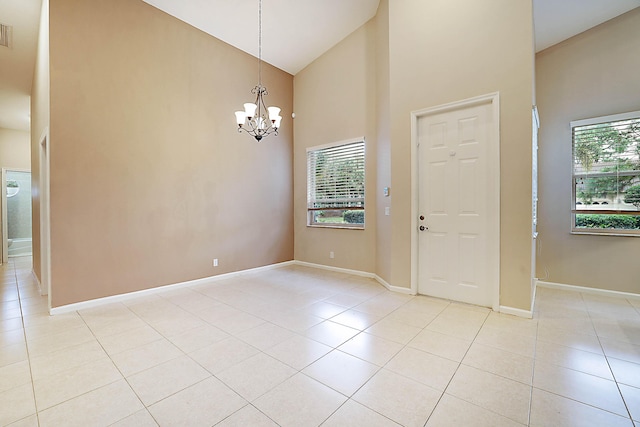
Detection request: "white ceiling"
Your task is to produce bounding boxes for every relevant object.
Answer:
[534,0,640,51]
[1,0,639,132]
[141,0,380,76]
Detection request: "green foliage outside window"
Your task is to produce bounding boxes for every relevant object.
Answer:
[575,214,640,230]
[343,210,364,224]
[624,185,640,208]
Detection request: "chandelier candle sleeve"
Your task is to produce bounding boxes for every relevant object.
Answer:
[244,103,257,119]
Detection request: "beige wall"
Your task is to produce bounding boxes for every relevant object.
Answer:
[388,0,535,309]
[375,0,392,284]
[0,128,31,170]
[293,20,378,273]
[36,0,538,309]
[294,0,534,309]
[30,0,49,283]
[48,0,293,307]
[536,8,640,293]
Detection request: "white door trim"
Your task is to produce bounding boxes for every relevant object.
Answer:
[1,169,7,264]
[410,92,501,310]
[39,128,52,306]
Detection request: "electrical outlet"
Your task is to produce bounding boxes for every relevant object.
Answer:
[329,251,334,259]
[213,258,218,267]
[385,206,390,216]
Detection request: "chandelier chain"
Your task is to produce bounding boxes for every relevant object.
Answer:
[258,0,262,87]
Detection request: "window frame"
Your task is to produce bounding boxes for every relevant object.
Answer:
[306,137,365,230]
[571,110,640,236]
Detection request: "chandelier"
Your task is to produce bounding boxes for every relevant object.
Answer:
[234,0,282,141]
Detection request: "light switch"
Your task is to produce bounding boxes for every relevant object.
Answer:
[385,207,390,216]
[383,187,390,197]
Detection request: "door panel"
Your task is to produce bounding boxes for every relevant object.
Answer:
[459,158,478,214]
[458,233,477,286]
[428,161,447,213]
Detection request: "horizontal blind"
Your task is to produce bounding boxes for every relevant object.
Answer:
[573,117,640,176]
[307,140,365,210]
[572,114,640,213]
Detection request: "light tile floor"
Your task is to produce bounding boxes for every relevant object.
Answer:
[1,256,639,426]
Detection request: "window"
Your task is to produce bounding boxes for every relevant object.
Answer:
[307,138,365,228]
[572,111,640,235]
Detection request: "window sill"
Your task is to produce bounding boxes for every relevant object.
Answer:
[307,224,365,230]
[571,228,640,237]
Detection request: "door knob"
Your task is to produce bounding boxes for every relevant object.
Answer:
[419,215,425,221]
[419,225,428,231]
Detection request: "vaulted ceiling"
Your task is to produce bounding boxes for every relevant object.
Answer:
[1,0,638,131]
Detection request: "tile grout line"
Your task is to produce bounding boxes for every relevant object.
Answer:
[583,292,636,424]
[535,290,637,423]
[12,258,43,427]
[334,293,443,425]
[528,310,541,427]
[426,308,533,426]
[311,295,443,426]
[120,293,274,424]
[76,303,162,426]
[210,282,418,425]
[422,300,464,426]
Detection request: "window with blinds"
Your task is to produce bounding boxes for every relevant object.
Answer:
[572,111,640,235]
[307,139,365,228]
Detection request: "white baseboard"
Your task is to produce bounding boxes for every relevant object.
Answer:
[294,260,373,278]
[49,259,412,315]
[499,305,533,319]
[373,274,414,295]
[32,269,46,296]
[293,261,414,295]
[47,256,555,318]
[50,260,295,315]
[536,280,640,301]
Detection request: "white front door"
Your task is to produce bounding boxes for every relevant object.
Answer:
[416,97,498,308]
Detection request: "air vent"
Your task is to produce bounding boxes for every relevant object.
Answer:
[0,23,13,49]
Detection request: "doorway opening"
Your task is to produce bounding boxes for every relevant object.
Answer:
[2,169,32,263]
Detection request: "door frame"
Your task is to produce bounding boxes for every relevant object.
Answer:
[39,128,51,304]
[410,92,501,311]
[531,106,540,313]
